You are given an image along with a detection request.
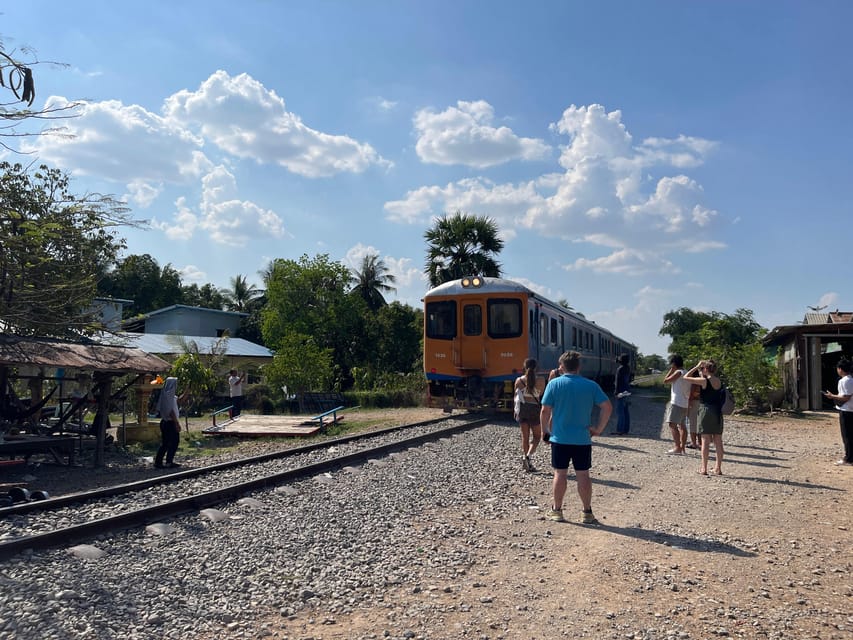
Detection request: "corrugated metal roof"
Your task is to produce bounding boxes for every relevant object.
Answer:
[104,333,273,358]
[132,305,248,319]
[804,312,830,324]
[0,335,170,372]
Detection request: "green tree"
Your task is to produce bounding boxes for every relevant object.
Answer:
[98,254,183,316]
[220,274,262,312]
[375,302,423,373]
[638,353,667,374]
[181,283,226,310]
[262,254,365,387]
[0,162,132,338]
[659,307,776,408]
[168,335,228,416]
[424,211,504,287]
[350,253,396,312]
[263,333,333,394]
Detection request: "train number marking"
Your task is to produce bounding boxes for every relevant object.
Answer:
[500,352,513,358]
[434,353,447,359]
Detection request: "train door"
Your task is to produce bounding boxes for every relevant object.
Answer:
[458,299,486,369]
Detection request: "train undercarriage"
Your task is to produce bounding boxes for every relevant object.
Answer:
[426,376,515,413]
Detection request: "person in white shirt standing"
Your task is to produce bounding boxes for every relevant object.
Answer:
[823,358,853,466]
[228,369,246,418]
[663,354,690,455]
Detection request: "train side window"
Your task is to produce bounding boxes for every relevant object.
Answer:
[550,318,558,346]
[572,326,577,348]
[425,301,456,340]
[463,304,482,336]
[487,298,522,338]
[540,314,548,345]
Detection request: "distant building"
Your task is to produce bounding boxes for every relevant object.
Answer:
[88,297,134,332]
[763,310,853,410]
[122,305,247,338]
[96,304,273,375]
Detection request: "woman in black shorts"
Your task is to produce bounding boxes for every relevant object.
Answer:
[683,360,724,475]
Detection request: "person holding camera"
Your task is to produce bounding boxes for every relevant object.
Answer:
[823,358,853,466]
[683,360,724,475]
[228,369,246,417]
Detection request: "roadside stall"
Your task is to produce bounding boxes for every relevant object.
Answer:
[0,334,170,467]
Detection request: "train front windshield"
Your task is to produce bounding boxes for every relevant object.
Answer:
[487,298,522,338]
[427,298,522,340]
[426,301,456,339]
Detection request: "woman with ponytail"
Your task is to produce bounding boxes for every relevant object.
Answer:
[514,358,543,471]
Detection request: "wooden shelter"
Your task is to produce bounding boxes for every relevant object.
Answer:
[762,312,853,410]
[0,334,170,466]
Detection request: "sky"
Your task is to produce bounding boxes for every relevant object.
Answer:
[3,1,852,356]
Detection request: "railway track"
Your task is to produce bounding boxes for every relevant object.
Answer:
[0,414,489,561]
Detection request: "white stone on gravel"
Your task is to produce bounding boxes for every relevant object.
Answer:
[199,508,229,522]
[236,497,265,508]
[66,544,106,560]
[145,523,176,536]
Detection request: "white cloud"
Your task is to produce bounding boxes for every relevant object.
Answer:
[164,70,391,177]
[384,177,544,226]
[153,166,286,247]
[375,97,398,112]
[178,264,207,283]
[818,292,839,309]
[564,249,678,275]
[414,100,550,168]
[124,180,163,209]
[21,96,207,184]
[344,243,422,291]
[388,102,720,277]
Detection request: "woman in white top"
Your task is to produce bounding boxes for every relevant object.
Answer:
[663,354,691,454]
[514,358,542,472]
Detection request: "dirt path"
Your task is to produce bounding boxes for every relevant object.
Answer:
[284,399,852,639]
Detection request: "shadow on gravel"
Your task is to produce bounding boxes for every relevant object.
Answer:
[726,443,791,453]
[730,476,845,491]
[722,449,790,461]
[568,523,758,557]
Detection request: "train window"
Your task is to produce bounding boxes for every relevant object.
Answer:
[550,318,558,345]
[572,326,577,348]
[487,298,522,338]
[463,304,482,336]
[425,301,456,340]
[540,314,548,345]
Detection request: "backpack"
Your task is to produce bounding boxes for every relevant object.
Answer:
[719,386,735,415]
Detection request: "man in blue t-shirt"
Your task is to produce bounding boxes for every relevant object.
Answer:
[540,351,612,525]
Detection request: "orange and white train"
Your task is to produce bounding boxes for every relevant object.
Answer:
[423,276,638,411]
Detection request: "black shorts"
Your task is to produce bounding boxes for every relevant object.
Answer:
[551,443,592,471]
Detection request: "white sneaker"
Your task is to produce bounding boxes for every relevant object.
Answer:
[835,459,852,466]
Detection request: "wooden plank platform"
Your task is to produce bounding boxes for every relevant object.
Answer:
[202,414,333,438]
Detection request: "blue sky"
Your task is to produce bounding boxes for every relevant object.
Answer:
[3,1,851,356]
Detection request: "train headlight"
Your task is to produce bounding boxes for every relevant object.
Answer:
[471,276,482,287]
[461,276,483,288]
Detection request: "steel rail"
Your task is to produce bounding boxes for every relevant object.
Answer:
[0,417,488,561]
[0,414,478,518]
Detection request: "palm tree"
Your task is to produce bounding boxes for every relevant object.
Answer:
[220,274,262,312]
[424,211,504,287]
[350,253,397,311]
